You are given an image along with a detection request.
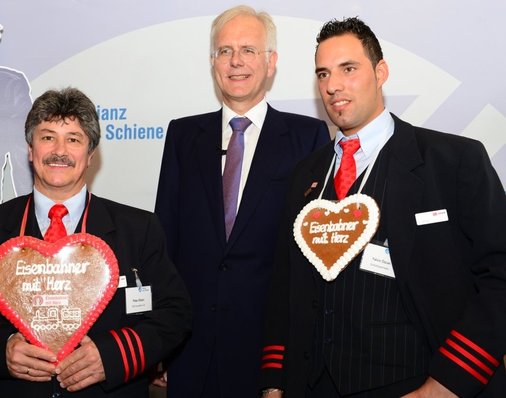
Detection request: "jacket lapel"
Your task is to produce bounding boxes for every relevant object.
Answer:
[82,194,116,238]
[384,115,424,281]
[226,106,288,247]
[194,111,228,247]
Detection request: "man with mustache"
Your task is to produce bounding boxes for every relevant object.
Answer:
[0,87,192,397]
[261,17,506,397]
[154,5,329,398]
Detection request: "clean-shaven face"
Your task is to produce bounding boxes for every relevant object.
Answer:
[212,14,277,113]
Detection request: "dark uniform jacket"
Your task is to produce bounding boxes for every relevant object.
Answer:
[261,114,506,397]
[0,193,192,397]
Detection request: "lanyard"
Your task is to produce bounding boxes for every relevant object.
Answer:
[319,135,390,201]
[20,192,92,236]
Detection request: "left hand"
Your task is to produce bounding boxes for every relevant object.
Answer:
[55,335,105,392]
[401,377,458,398]
[150,369,167,388]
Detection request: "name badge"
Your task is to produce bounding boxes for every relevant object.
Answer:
[118,275,127,288]
[125,286,152,314]
[415,209,448,226]
[360,242,395,278]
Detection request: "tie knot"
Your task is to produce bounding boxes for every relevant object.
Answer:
[48,204,68,220]
[229,117,252,134]
[339,138,360,154]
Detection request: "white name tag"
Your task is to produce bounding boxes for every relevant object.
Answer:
[125,286,152,314]
[118,275,127,288]
[360,242,395,278]
[415,209,448,226]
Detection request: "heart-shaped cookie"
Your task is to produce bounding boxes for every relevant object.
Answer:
[0,233,119,362]
[293,194,380,281]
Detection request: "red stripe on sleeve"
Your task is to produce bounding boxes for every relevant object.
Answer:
[439,347,488,384]
[121,328,138,377]
[450,330,499,367]
[261,362,283,369]
[125,327,146,373]
[110,329,130,382]
[263,345,285,352]
[262,354,284,361]
[446,338,493,376]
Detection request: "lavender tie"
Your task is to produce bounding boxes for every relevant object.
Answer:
[223,117,252,239]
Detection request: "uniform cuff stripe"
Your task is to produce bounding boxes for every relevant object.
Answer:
[121,328,138,377]
[110,329,130,382]
[125,327,145,373]
[446,338,494,376]
[450,330,499,367]
[262,353,284,360]
[261,362,283,369]
[263,345,285,352]
[440,347,488,384]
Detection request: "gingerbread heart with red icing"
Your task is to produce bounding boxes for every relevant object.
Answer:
[0,233,119,362]
[293,194,380,281]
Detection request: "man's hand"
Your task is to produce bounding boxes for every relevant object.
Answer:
[55,335,105,392]
[401,377,458,398]
[6,332,56,382]
[150,369,167,388]
[262,388,283,398]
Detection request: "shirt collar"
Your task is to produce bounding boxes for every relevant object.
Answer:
[334,108,394,157]
[34,185,87,230]
[222,98,268,132]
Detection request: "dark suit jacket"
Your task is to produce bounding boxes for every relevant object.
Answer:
[261,114,506,397]
[155,105,329,398]
[0,193,192,397]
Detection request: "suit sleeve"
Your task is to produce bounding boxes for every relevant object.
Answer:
[429,139,506,396]
[259,166,305,391]
[154,119,180,259]
[0,322,16,378]
[93,213,192,390]
[315,120,331,150]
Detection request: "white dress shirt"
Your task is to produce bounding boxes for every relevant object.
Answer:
[221,99,268,214]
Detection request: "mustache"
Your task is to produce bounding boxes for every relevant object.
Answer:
[42,154,76,167]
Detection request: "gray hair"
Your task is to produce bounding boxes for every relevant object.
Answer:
[210,5,277,53]
[25,87,100,153]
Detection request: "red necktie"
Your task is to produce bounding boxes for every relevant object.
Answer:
[334,138,360,200]
[44,204,69,242]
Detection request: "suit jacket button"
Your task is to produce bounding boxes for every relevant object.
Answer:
[210,305,216,312]
[219,263,228,271]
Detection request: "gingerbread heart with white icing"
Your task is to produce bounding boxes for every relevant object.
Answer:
[0,233,119,362]
[293,194,380,281]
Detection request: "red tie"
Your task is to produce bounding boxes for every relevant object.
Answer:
[334,138,360,200]
[44,204,69,242]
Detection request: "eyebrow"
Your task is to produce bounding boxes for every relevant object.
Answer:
[315,67,329,74]
[315,60,361,73]
[38,128,84,136]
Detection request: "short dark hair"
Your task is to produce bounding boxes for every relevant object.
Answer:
[25,87,100,153]
[316,17,383,67]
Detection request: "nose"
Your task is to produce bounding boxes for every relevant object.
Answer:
[326,73,344,95]
[229,49,245,67]
[53,137,67,155]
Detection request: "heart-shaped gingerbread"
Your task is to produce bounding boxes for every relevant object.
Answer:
[293,194,380,281]
[0,233,119,362]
